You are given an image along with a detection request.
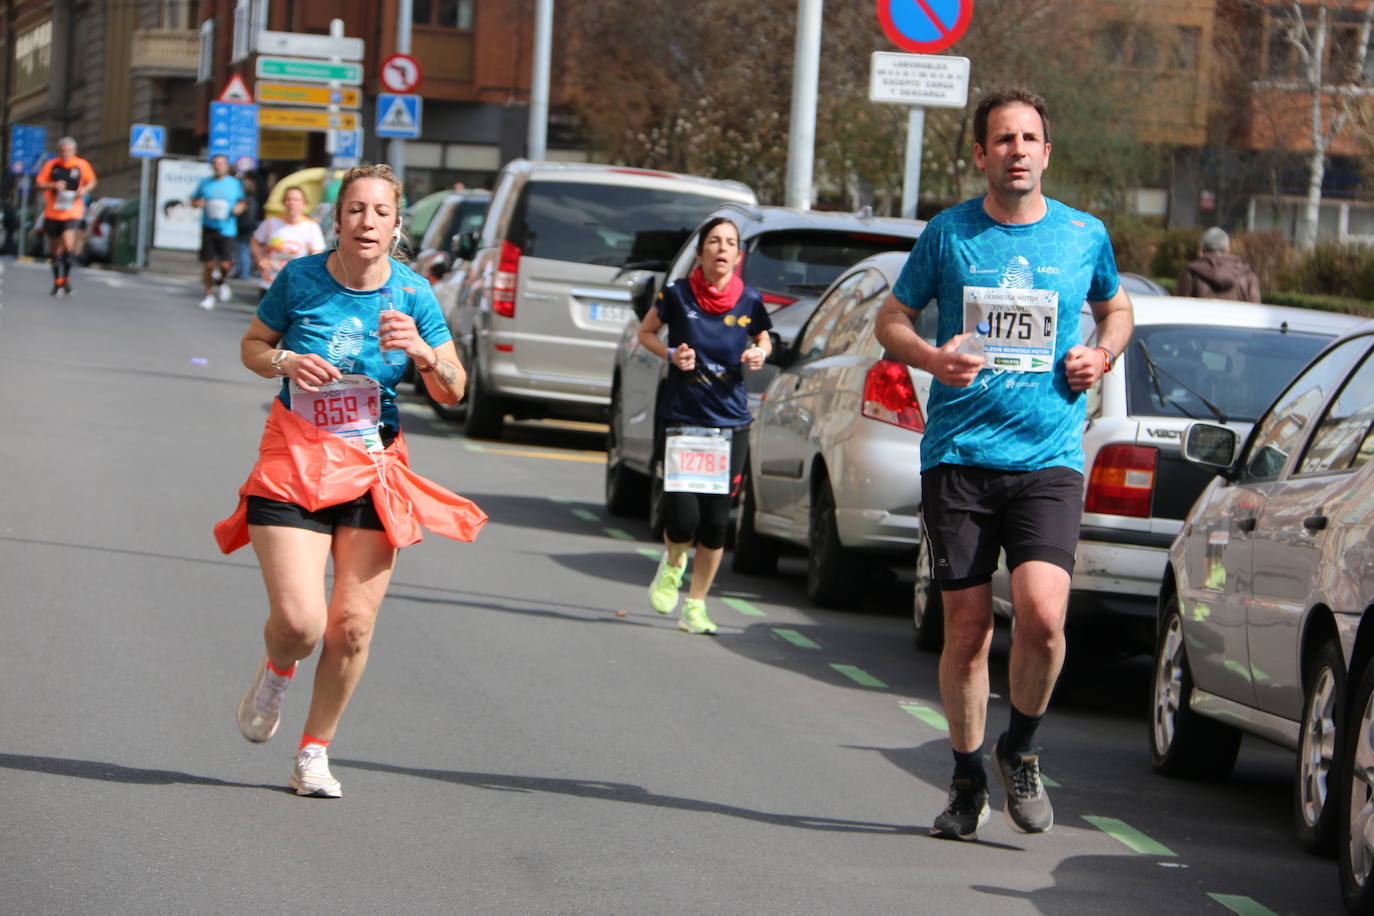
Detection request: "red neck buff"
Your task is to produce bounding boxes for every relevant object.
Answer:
[688,266,744,314]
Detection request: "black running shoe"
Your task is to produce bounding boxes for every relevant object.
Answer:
[930,777,990,840]
[995,733,1053,833]
[49,281,61,296]
[62,280,72,295]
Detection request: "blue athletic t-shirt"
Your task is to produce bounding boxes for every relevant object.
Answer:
[655,278,773,428]
[892,196,1120,473]
[257,253,452,431]
[193,175,245,236]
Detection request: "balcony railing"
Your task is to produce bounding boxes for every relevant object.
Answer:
[131,28,199,79]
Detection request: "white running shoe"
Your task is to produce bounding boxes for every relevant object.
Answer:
[217,282,232,302]
[236,655,291,743]
[198,294,216,310]
[291,743,342,798]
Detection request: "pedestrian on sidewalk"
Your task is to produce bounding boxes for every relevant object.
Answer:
[249,185,325,302]
[191,155,245,310]
[635,217,772,635]
[874,88,1134,841]
[213,163,487,798]
[1176,227,1261,302]
[34,137,97,296]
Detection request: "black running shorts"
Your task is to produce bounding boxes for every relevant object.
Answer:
[45,218,79,237]
[246,493,385,534]
[920,464,1084,590]
[200,227,235,263]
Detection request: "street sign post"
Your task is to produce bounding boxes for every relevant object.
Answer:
[256,82,361,108]
[379,53,422,93]
[874,1,974,220]
[11,124,46,260]
[128,125,166,269]
[260,108,359,132]
[376,94,422,139]
[256,30,363,61]
[209,101,260,171]
[330,127,363,169]
[256,56,363,85]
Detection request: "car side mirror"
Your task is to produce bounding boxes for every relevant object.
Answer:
[765,330,792,367]
[453,230,478,262]
[1183,423,1238,473]
[428,254,449,280]
[631,274,658,320]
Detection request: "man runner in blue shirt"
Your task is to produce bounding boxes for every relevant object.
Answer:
[875,88,1134,840]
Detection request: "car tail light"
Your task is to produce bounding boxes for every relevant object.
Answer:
[862,359,924,432]
[761,291,798,308]
[493,240,520,318]
[1086,444,1157,517]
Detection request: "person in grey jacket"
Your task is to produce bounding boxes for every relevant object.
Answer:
[1176,227,1261,302]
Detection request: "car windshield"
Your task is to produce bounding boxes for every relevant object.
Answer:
[1126,324,1335,423]
[435,198,488,253]
[511,181,730,268]
[743,230,916,300]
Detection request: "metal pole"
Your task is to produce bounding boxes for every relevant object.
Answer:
[135,157,151,269]
[17,174,28,259]
[387,0,413,185]
[528,0,553,160]
[902,107,925,220]
[784,0,822,210]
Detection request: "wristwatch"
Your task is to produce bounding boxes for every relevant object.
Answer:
[270,349,292,376]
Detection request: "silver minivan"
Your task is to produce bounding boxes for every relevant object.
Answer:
[451,160,755,438]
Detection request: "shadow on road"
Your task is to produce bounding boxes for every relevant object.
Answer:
[332,756,934,837]
[0,753,286,794]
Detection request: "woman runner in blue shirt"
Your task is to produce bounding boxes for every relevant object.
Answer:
[634,217,772,634]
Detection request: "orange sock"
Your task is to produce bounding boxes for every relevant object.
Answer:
[266,658,296,678]
[299,733,330,751]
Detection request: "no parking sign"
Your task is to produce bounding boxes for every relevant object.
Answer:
[876,0,973,54]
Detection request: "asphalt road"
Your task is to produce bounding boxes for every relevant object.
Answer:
[0,260,1343,915]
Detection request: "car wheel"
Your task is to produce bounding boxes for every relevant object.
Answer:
[912,526,944,653]
[1341,659,1374,912]
[806,475,863,609]
[1296,638,1346,855]
[731,465,778,576]
[648,457,666,542]
[463,353,505,439]
[605,385,649,517]
[1149,595,1241,779]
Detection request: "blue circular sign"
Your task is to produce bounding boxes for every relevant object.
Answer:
[876,0,973,54]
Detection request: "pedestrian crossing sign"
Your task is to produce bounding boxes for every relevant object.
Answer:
[375,93,422,139]
[129,124,166,159]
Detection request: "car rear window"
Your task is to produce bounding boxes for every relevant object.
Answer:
[435,198,488,253]
[743,230,916,299]
[1126,324,1335,423]
[509,181,730,267]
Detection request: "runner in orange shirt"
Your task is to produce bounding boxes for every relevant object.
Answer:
[35,137,97,296]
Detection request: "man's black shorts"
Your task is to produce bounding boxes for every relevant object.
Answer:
[920,464,1084,590]
[245,493,385,534]
[200,227,235,263]
[44,218,79,237]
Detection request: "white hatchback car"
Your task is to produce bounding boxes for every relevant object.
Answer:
[912,297,1366,652]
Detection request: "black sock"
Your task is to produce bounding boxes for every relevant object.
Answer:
[60,253,71,279]
[51,257,60,280]
[1004,707,1044,758]
[953,747,986,785]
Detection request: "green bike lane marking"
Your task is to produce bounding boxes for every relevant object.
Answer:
[1082,815,1176,857]
[1206,894,1279,916]
[570,508,599,522]
[831,664,887,688]
[720,596,765,617]
[772,628,820,649]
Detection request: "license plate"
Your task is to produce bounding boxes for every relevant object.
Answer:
[589,302,633,325]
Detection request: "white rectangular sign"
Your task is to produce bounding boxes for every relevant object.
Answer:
[256,30,363,61]
[869,53,970,109]
[154,158,213,251]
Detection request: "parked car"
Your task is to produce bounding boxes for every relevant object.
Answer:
[912,297,1367,653]
[1119,271,1167,296]
[412,189,490,283]
[731,251,935,606]
[76,196,125,264]
[400,189,451,254]
[1145,321,1374,913]
[447,159,756,438]
[606,203,925,523]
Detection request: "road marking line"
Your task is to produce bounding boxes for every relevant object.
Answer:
[901,703,948,731]
[571,508,600,522]
[773,628,820,649]
[636,548,661,560]
[1082,815,1177,857]
[831,664,888,688]
[720,596,765,617]
[603,528,634,540]
[463,441,604,463]
[1206,894,1279,916]
[548,495,573,504]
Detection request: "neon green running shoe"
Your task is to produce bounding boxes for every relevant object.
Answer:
[649,552,685,615]
[679,598,717,635]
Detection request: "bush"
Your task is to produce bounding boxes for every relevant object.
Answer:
[1260,288,1374,316]
[1279,242,1374,299]
[1107,219,1160,275]
[1232,230,1293,297]
[1148,228,1203,283]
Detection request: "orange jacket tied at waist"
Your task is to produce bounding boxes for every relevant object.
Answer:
[214,399,487,554]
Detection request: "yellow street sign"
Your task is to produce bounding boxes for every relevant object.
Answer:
[259,108,359,132]
[256,82,361,108]
[258,129,308,160]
